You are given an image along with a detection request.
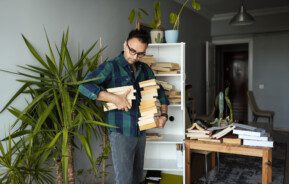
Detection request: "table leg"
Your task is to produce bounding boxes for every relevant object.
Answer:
[211,152,216,169]
[185,142,191,184]
[262,149,272,184]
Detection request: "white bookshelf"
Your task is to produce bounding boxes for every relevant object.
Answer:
[144,43,186,183]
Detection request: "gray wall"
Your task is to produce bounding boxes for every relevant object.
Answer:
[212,12,289,129]
[0,0,210,182]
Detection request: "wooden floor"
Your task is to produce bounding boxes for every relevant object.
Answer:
[249,122,289,184]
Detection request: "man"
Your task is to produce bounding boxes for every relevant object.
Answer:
[79,29,169,184]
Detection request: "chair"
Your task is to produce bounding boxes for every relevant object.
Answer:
[247,91,274,128]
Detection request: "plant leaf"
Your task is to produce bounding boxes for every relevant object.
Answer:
[129,9,135,24]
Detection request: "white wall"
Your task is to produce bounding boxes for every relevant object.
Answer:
[0,0,210,182]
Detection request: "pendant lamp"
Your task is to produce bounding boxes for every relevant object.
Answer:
[229,0,255,26]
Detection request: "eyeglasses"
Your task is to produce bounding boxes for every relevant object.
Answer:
[126,43,146,58]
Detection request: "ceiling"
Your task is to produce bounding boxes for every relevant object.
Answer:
[200,0,289,15]
[174,0,289,18]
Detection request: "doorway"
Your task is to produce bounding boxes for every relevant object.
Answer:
[215,44,248,122]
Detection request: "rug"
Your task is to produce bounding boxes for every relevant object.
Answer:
[197,142,287,184]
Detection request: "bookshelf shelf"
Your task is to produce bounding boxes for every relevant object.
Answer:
[146,134,184,144]
[144,43,186,182]
[144,159,183,171]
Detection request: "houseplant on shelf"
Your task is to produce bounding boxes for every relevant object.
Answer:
[0,29,113,183]
[149,1,163,43]
[128,7,149,30]
[165,0,200,43]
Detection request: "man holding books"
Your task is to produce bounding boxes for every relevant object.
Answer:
[79,29,169,184]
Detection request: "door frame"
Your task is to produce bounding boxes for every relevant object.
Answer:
[212,38,253,121]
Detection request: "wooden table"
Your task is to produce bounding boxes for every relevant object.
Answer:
[185,140,272,184]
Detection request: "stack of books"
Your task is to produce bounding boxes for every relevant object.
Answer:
[186,122,212,139]
[103,85,135,111]
[151,62,180,74]
[138,79,161,131]
[139,55,156,67]
[233,126,273,147]
[158,80,181,105]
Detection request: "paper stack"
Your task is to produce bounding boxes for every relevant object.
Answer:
[103,85,135,111]
[151,62,180,74]
[138,79,161,131]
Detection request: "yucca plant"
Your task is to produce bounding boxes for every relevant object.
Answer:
[0,28,113,183]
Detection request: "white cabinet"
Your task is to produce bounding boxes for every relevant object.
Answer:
[144,43,186,182]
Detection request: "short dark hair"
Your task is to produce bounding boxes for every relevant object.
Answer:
[127,29,150,44]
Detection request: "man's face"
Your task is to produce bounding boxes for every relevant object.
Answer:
[123,38,148,65]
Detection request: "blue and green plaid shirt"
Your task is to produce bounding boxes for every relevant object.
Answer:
[79,52,169,137]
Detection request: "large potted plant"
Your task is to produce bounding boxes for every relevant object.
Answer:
[0,29,113,183]
[150,1,163,43]
[128,7,149,30]
[165,0,200,43]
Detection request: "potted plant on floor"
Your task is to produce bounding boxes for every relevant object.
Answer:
[150,1,163,43]
[129,7,149,30]
[165,0,200,43]
[0,29,112,183]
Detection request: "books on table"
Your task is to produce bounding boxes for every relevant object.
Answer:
[230,124,273,147]
[243,139,274,148]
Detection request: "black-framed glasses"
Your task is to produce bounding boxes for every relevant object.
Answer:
[126,43,146,58]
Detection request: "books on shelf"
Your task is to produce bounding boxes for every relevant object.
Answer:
[151,62,180,74]
[139,55,156,66]
[146,132,162,141]
[103,85,135,111]
[138,79,160,131]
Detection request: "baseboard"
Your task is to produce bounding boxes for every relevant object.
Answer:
[273,127,289,132]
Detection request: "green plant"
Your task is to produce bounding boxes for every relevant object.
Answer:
[129,7,149,30]
[0,28,113,183]
[150,1,162,29]
[169,0,200,30]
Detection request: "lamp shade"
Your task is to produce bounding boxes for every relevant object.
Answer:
[229,3,255,26]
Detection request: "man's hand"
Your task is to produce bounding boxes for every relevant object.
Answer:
[114,89,132,111]
[155,116,167,128]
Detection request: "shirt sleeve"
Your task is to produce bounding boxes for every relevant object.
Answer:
[145,64,170,105]
[78,61,112,100]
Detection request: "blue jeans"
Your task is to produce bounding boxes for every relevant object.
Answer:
[109,132,146,184]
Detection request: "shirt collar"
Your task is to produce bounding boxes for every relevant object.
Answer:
[117,52,142,69]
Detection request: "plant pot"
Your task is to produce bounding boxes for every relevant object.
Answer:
[150,30,164,43]
[165,30,179,43]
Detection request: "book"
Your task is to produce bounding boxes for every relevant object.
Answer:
[146,133,162,141]
[233,127,267,137]
[139,79,157,88]
[139,122,157,131]
[211,125,236,139]
[143,85,160,91]
[187,122,208,131]
[243,139,274,148]
[198,138,222,143]
[238,134,269,141]
[157,71,180,74]
[222,134,242,145]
